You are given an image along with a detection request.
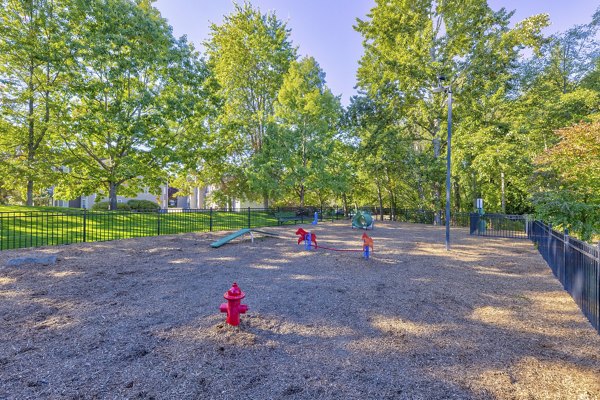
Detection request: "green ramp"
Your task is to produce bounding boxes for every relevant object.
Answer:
[210,229,251,248]
[210,228,279,248]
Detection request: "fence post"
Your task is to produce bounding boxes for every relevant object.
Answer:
[209,207,213,232]
[546,223,552,262]
[157,209,161,236]
[564,228,569,287]
[83,209,87,243]
[247,207,251,229]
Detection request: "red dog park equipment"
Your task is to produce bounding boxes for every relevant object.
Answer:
[219,282,248,326]
[296,228,317,250]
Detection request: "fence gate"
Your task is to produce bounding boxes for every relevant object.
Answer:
[469,213,529,239]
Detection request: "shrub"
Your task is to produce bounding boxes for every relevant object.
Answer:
[91,201,131,211]
[127,199,160,212]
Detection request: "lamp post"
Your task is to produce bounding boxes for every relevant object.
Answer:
[433,76,452,251]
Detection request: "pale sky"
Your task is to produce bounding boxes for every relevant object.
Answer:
[154,0,599,105]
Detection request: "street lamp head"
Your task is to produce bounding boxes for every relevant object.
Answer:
[438,75,446,82]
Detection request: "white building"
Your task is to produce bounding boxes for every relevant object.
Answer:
[55,184,262,210]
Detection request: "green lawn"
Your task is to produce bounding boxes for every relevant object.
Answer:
[0,207,289,251]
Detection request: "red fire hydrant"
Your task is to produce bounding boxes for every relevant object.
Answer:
[219,282,248,326]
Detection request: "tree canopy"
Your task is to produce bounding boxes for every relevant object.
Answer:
[1,1,598,240]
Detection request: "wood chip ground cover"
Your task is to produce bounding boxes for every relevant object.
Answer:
[0,221,599,399]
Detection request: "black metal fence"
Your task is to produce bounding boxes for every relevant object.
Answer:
[469,213,529,238]
[470,213,599,334]
[0,207,348,251]
[365,207,470,227]
[0,206,474,251]
[529,221,599,334]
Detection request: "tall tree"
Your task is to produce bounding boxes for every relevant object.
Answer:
[532,121,600,241]
[273,57,341,207]
[354,0,548,214]
[205,2,296,207]
[346,93,422,218]
[56,0,205,210]
[0,0,71,205]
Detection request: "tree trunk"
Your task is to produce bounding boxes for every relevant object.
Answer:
[500,171,506,214]
[109,182,118,211]
[299,185,305,208]
[453,180,461,212]
[376,185,383,221]
[26,180,34,206]
[342,193,348,217]
[416,175,426,205]
[433,137,442,225]
[26,64,35,206]
[471,172,478,208]
[387,188,396,221]
[263,192,269,209]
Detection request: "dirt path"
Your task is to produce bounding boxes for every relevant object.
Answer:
[1,221,599,399]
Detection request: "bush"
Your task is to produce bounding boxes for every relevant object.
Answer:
[91,201,131,211]
[127,199,160,212]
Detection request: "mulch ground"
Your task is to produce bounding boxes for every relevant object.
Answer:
[1,221,599,400]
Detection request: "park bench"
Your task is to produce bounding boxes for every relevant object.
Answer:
[274,212,304,226]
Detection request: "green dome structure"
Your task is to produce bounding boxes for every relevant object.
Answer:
[352,210,374,230]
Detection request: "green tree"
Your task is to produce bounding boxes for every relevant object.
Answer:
[513,7,599,154]
[205,2,296,207]
[0,0,71,205]
[346,94,422,218]
[354,0,548,215]
[273,57,341,207]
[57,0,204,210]
[532,121,600,241]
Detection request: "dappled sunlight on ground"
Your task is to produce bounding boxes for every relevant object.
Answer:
[255,257,293,265]
[159,313,357,347]
[472,265,537,278]
[168,258,193,264]
[468,358,600,399]
[205,256,237,262]
[47,270,82,278]
[0,289,22,299]
[0,221,598,399]
[248,264,280,270]
[471,306,519,328]
[370,315,445,337]
[289,274,316,280]
[0,277,16,285]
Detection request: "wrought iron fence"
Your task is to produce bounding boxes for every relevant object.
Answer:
[0,206,474,251]
[469,213,529,238]
[0,207,348,251]
[529,221,600,334]
[367,208,470,227]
